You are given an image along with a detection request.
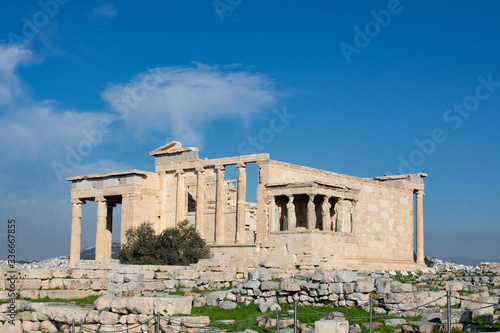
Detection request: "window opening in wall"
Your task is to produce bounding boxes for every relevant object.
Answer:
[275,195,288,231]
[187,192,196,213]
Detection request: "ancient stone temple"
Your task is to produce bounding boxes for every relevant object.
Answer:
[68,141,427,270]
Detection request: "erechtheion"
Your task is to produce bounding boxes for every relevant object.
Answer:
[68,141,427,270]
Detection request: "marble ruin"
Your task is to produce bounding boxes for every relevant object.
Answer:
[68,141,427,270]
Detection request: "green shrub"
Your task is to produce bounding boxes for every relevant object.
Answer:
[118,220,210,265]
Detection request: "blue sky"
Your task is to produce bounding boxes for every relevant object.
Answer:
[1,1,499,264]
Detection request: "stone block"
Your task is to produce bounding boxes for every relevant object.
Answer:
[220,300,237,310]
[199,271,235,282]
[36,305,90,323]
[47,290,90,299]
[324,271,337,283]
[315,319,349,333]
[420,312,440,322]
[94,292,114,311]
[346,293,369,303]
[126,282,145,291]
[401,321,435,333]
[98,311,119,325]
[63,279,91,290]
[126,297,156,315]
[335,271,358,283]
[110,273,124,283]
[162,279,179,289]
[169,316,210,331]
[260,281,280,291]
[154,296,193,315]
[86,310,99,324]
[49,279,64,289]
[18,279,42,290]
[91,279,108,290]
[41,320,59,333]
[176,269,200,280]
[154,272,171,279]
[244,280,261,290]
[117,265,141,274]
[19,290,40,299]
[110,297,128,314]
[22,321,40,332]
[52,269,71,278]
[124,273,144,283]
[390,281,416,293]
[142,281,164,291]
[248,267,271,281]
[329,283,343,294]
[75,260,101,269]
[281,281,301,291]
[18,269,51,280]
[179,279,197,288]
[445,280,464,292]
[440,308,472,324]
[355,281,374,293]
[343,282,355,294]
[375,278,392,294]
[385,318,406,326]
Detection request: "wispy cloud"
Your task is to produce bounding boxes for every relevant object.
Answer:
[101,63,279,144]
[94,3,118,18]
[0,44,31,107]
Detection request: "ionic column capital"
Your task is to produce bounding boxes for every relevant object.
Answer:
[236,162,246,169]
[308,194,315,201]
[71,198,85,205]
[96,196,107,203]
[215,164,225,171]
[195,167,205,174]
[176,169,185,175]
[415,189,425,196]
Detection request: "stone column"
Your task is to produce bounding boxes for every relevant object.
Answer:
[95,197,108,264]
[69,199,84,268]
[269,196,277,232]
[215,165,226,244]
[307,194,316,230]
[195,167,205,235]
[286,195,296,230]
[335,198,344,232]
[236,163,246,244]
[159,171,167,232]
[416,190,425,265]
[104,202,115,265]
[175,169,185,225]
[322,196,332,231]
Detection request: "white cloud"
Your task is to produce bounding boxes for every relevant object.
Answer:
[0,44,31,107]
[94,3,118,18]
[101,63,279,144]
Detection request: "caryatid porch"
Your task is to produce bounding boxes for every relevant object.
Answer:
[265,181,360,233]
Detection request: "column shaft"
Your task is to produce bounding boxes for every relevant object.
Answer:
[159,172,167,231]
[269,196,276,232]
[95,197,107,264]
[307,194,316,230]
[175,170,185,225]
[416,190,425,264]
[322,196,332,231]
[69,199,83,268]
[335,199,344,232]
[215,166,226,244]
[287,195,296,230]
[104,203,114,265]
[195,168,205,235]
[236,163,246,243]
